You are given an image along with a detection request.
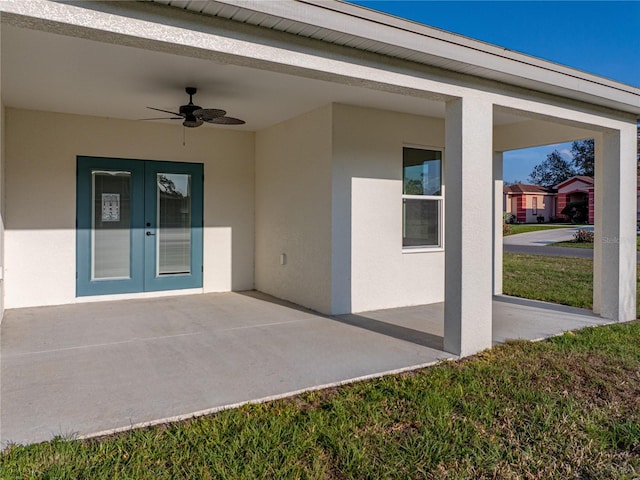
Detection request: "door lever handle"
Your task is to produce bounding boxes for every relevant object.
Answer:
[146,231,155,236]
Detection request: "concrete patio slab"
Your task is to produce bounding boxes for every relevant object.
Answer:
[1,292,610,447]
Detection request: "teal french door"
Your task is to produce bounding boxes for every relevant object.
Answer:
[77,157,203,296]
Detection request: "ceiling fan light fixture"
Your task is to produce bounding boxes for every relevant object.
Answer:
[182,118,204,128]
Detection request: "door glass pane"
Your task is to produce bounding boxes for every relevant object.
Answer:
[92,171,131,279]
[157,173,191,275]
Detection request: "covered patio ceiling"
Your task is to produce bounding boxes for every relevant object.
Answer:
[1,19,530,133]
[2,22,436,130]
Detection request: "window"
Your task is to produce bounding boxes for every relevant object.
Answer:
[402,147,443,249]
[532,197,538,215]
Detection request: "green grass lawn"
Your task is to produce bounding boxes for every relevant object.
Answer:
[503,253,595,308]
[503,253,640,317]
[504,224,572,236]
[3,254,640,479]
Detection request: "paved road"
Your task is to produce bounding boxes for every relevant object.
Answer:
[503,226,583,246]
[504,227,640,260]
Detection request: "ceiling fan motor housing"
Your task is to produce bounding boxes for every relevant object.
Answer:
[180,90,203,127]
[180,106,203,127]
[179,103,201,116]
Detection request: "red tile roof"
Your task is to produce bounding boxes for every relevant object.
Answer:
[503,184,555,194]
[555,175,594,189]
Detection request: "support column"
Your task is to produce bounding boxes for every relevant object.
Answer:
[493,152,504,295]
[595,126,637,321]
[444,96,493,356]
[593,135,603,315]
[0,27,4,321]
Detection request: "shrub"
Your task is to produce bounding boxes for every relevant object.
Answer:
[503,212,513,235]
[573,229,594,243]
[561,199,588,224]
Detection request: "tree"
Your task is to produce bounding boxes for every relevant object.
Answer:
[528,150,576,187]
[528,128,639,186]
[571,139,594,176]
[528,138,597,187]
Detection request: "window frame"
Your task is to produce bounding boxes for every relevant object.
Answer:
[402,145,444,252]
[532,197,538,215]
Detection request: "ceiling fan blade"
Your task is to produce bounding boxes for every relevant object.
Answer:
[203,116,246,125]
[140,117,183,121]
[193,108,226,121]
[147,106,184,117]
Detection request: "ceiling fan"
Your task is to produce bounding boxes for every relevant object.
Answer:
[146,87,245,127]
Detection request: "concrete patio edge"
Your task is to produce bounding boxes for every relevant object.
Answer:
[77,357,453,442]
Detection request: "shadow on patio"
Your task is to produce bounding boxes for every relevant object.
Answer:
[1,291,608,447]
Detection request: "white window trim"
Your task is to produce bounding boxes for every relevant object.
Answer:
[402,146,444,252]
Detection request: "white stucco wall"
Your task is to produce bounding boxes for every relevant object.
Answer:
[256,106,331,313]
[255,106,333,313]
[4,108,255,309]
[332,104,445,313]
[256,104,446,315]
[0,102,4,319]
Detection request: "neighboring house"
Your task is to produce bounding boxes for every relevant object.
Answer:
[505,174,638,225]
[555,175,595,224]
[504,184,556,223]
[0,0,637,356]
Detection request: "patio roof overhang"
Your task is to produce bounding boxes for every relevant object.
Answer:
[0,0,638,137]
[150,0,640,119]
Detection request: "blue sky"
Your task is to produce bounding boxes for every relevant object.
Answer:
[351,1,640,183]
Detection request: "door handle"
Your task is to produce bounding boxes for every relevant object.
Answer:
[146,231,155,236]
